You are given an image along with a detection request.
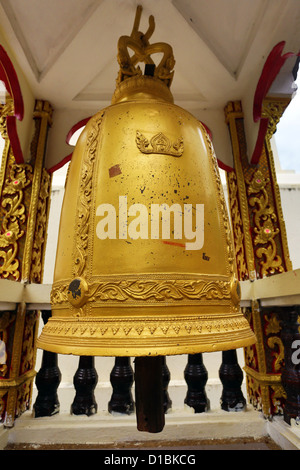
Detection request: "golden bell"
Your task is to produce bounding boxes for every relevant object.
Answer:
[37,7,256,357]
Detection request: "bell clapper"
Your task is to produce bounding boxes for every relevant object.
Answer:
[134,356,165,433]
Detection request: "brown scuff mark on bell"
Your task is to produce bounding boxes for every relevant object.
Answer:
[109,164,122,178]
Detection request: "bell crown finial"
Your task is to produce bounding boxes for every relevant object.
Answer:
[116,5,175,88]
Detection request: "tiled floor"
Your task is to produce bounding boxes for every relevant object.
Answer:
[5,437,281,450]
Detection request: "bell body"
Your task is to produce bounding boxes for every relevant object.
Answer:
[37,76,255,356]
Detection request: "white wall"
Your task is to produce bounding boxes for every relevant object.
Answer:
[279,186,300,270]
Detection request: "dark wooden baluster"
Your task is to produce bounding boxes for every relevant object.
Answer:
[33,311,61,418]
[134,356,165,433]
[279,306,300,424]
[108,357,134,415]
[184,353,210,413]
[219,349,246,411]
[71,356,98,416]
[162,357,172,413]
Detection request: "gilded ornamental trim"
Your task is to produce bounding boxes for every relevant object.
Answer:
[0,164,33,280]
[262,96,293,272]
[201,122,235,279]
[22,100,53,282]
[43,315,249,341]
[51,275,239,310]
[224,101,256,281]
[226,171,248,280]
[72,111,105,280]
[246,168,285,277]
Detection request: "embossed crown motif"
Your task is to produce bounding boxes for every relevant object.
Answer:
[136,131,184,157]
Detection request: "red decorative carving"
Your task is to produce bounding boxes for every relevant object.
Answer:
[0,45,24,164]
